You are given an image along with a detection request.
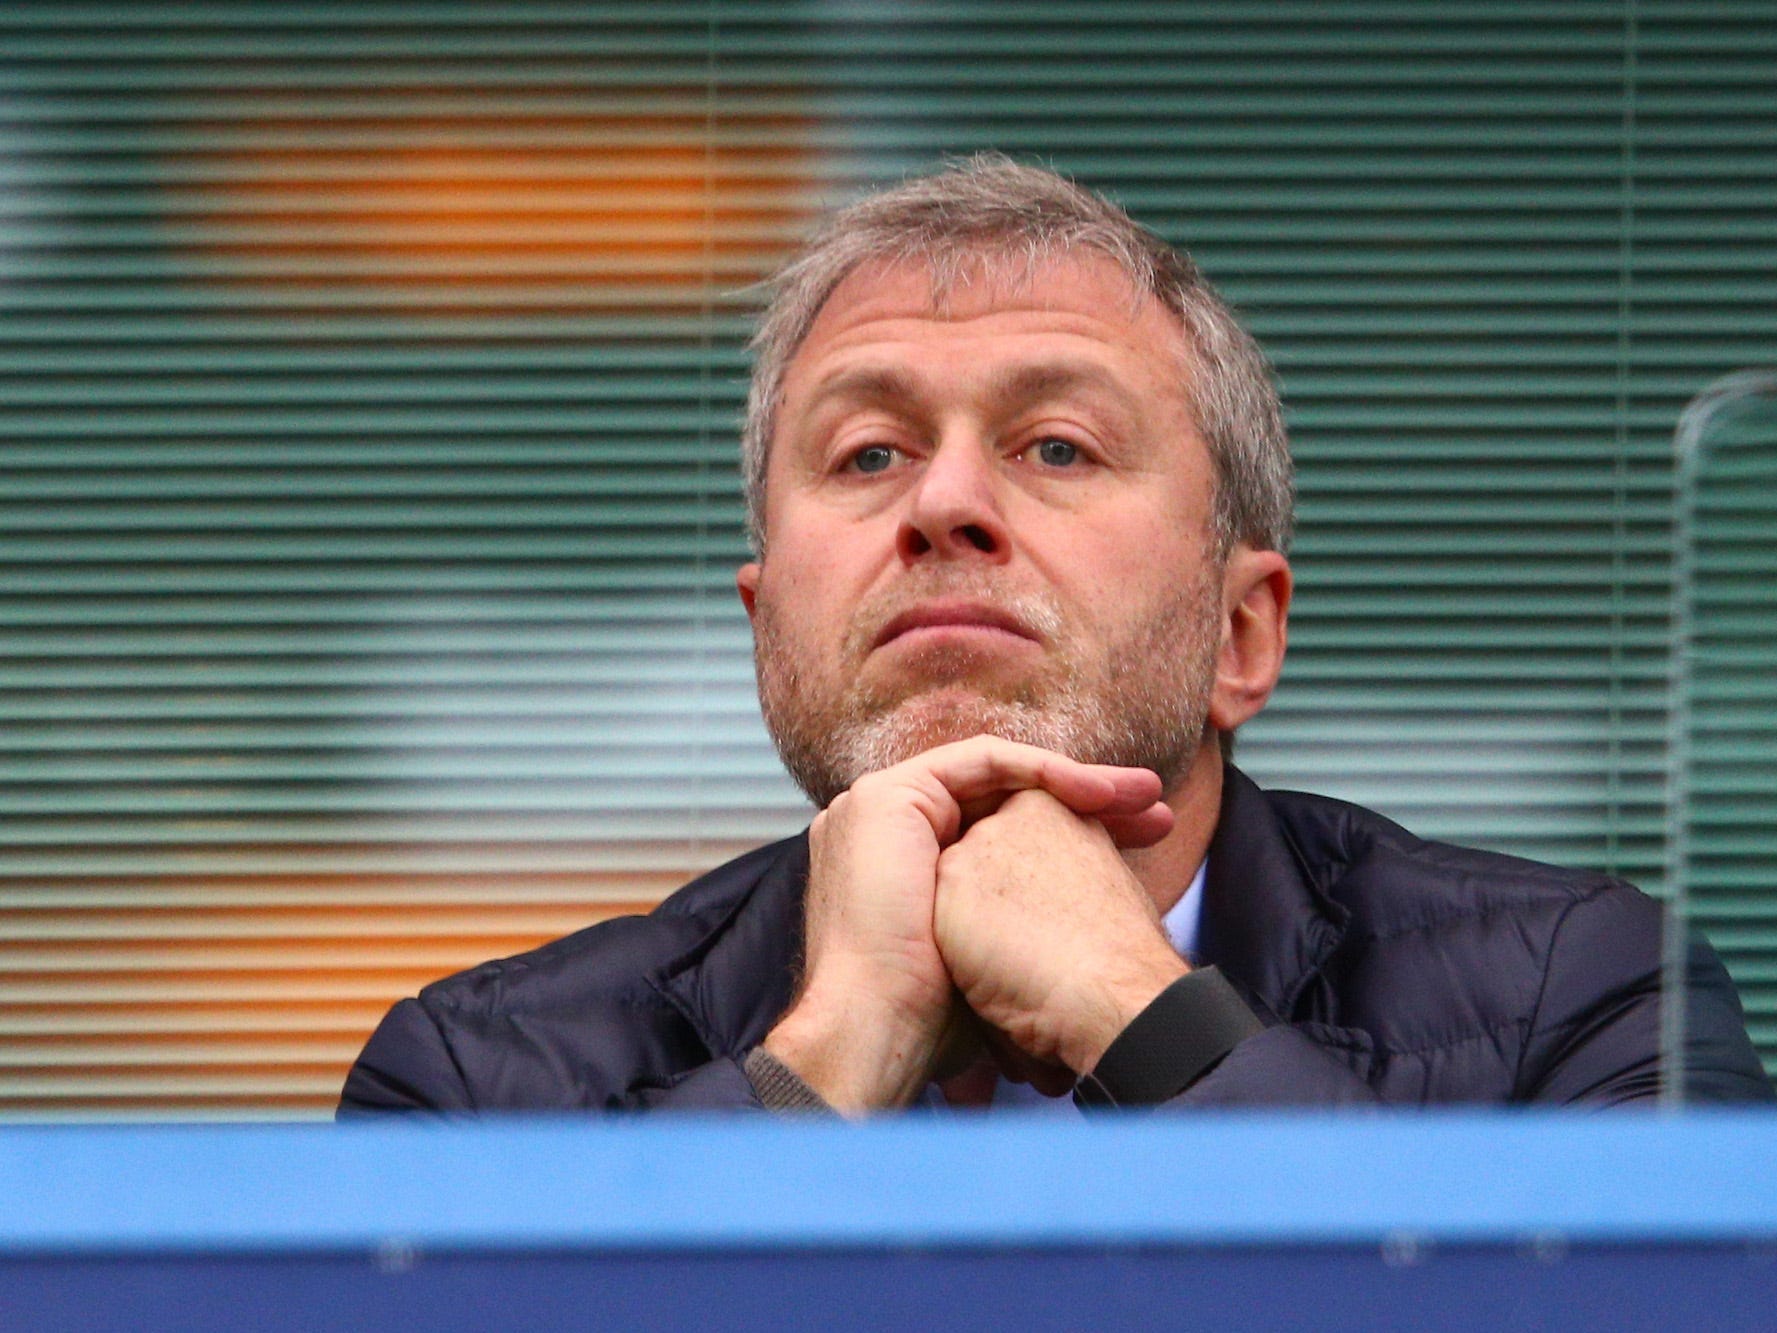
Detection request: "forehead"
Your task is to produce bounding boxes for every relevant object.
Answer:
[786,250,1192,387]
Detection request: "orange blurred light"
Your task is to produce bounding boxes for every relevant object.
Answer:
[179,99,815,316]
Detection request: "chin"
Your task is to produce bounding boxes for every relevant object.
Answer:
[846,690,1069,770]
[865,641,1041,696]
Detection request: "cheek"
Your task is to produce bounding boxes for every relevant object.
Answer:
[1059,525,1190,611]
[753,548,849,658]
[1111,494,1214,589]
[766,507,890,606]
[764,555,827,625]
[764,499,834,575]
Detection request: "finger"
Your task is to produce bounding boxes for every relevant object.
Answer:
[930,1002,990,1081]
[904,735,1160,814]
[955,791,1010,833]
[985,1027,1078,1094]
[1025,1061,1078,1098]
[1074,766,1169,816]
[958,773,1158,835]
[1097,800,1176,849]
[957,784,1172,848]
[936,1055,1002,1109]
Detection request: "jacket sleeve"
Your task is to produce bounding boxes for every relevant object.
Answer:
[337,998,474,1115]
[1518,886,1773,1105]
[337,996,771,1116]
[631,1057,768,1110]
[1076,967,1382,1109]
[1148,884,1772,1110]
[1166,1024,1382,1107]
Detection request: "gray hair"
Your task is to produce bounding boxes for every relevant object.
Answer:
[741,153,1293,558]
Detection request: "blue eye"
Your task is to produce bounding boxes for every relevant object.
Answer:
[1032,438,1079,467]
[851,445,897,474]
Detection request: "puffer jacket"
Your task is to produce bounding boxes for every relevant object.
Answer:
[339,767,1773,1112]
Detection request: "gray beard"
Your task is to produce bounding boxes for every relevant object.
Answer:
[752,568,1222,809]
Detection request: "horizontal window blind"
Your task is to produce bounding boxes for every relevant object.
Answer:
[0,2,821,1119]
[1,1,1773,1117]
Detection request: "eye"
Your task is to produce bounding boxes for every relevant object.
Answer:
[1025,437,1080,467]
[848,444,900,474]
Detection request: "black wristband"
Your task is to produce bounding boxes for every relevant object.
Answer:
[1073,966,1263,1108]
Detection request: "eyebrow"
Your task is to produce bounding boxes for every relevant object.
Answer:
[803,359,1139,419]
[803,366,923,414]
[983,361,1135,410]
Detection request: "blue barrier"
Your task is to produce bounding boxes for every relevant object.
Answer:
[3,1112,1775,1330]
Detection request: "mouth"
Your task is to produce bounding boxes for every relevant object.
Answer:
[872,601,1043,651]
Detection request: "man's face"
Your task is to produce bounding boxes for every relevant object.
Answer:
[738,251,1228,807]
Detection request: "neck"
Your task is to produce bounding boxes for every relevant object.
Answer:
[1123,740,1223,916]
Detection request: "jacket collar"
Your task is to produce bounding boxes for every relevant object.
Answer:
[1201,765,1351,1022]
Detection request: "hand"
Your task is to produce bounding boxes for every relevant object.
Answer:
[934,787,1190,1078]
[762,736,1169,1114]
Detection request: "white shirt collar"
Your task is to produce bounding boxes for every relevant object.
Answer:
[1161,857,1208,965]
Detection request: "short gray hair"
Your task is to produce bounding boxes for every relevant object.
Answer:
[741,153,1293,558]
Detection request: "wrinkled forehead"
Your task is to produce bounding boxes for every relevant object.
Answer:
[778,252,1198,415]
[772,251,1202,453]
[814,244,1162,335]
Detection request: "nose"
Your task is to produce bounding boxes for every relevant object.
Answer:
[896,436,1011,565]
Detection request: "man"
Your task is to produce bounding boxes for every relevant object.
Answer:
[340,156,1771,1115]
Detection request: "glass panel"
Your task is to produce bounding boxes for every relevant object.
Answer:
[1667,371,1777,1103]
[4,1,1775,1118]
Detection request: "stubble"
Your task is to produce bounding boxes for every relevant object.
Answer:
[752,563,1223,808]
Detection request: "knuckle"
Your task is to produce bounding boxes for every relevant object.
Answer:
[848,768,889,798]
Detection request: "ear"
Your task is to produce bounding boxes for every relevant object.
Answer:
[736,561,762,623]
[1207,545,1292,733]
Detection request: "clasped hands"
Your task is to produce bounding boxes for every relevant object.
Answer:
[761,735,1192,1115]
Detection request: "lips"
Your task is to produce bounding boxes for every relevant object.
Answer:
[872,601,1042,650]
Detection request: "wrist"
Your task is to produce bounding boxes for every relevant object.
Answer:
[1057,953,1191,1075]
[1074,966,1265,1107]
[763,979,946,1115]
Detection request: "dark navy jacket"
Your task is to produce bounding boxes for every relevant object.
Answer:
[339,768,1773,1112]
